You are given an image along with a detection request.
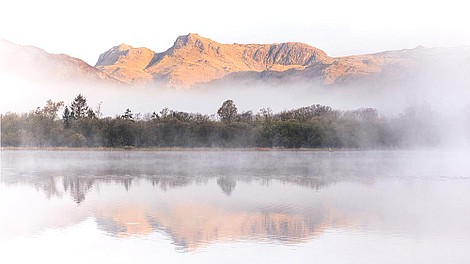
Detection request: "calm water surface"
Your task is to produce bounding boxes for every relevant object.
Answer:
[1,150,470,263]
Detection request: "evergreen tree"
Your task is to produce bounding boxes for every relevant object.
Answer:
[70,94,89,119]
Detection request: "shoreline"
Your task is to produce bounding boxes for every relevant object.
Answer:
[1,146,366,152]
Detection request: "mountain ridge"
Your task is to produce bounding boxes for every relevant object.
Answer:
[95,33,333,86]
[2,35,470,90]
[94,33,428,87]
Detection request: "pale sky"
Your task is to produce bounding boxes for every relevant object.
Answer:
[1,0,469,65]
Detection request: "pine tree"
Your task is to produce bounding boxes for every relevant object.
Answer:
[70,94,89,119]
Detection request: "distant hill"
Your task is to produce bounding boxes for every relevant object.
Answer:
[0,39,121,85]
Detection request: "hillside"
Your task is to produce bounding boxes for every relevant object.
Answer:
[0,39,121,84]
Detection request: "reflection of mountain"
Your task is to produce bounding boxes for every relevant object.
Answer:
[3,171,359,250]
[147,203,331,251]
[0,150,392,249]
[2,171,364,250]
[3,151,470,255]
[93,198,359,251]
[96,206,154,239]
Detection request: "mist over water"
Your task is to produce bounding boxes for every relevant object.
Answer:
[1,150,470,264]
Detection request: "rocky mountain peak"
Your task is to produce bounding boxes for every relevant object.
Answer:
[95,44,155,67]
[88,34,465,88]
[172,33,214,50]
[94,43,156,83]
[263,42,330,66]
[95,44,131,67]
[117,43,133,51]
[94,34,336,86]
[4,36,469,91]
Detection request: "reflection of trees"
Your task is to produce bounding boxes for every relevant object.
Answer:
[217,176,236,195]
[1,151,386,203]
[2,173,336,202]
[1,165,368,251]
[1,174,95,204]
[1,150,387,203]
[33,176,62,199]
[63,176,94,205]
[150,177,193,191]
[279,176,330,191]
[122,178,132,191]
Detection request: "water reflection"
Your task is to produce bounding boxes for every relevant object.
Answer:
[2,150,470,254]
[1,150,346,204]
[216,176,236,195]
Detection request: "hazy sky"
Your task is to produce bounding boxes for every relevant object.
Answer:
[1,0,469,65]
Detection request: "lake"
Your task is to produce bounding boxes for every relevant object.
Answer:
[1,150,470,263]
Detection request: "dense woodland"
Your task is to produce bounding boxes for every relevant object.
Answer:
[1,94,440,148]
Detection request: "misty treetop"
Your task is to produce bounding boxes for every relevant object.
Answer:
[1,94,440,148]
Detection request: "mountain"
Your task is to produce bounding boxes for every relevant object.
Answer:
[2,34,470,90]
[0,39,120,85]
[95,43,155,84]
[95,33,422,87]
[96,33,331,87]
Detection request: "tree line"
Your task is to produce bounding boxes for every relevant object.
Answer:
[1,94,440,148]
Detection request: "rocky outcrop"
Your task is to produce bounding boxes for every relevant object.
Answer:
[96,33,332,87]
[95,44,155,83]
[96,33,444,88]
